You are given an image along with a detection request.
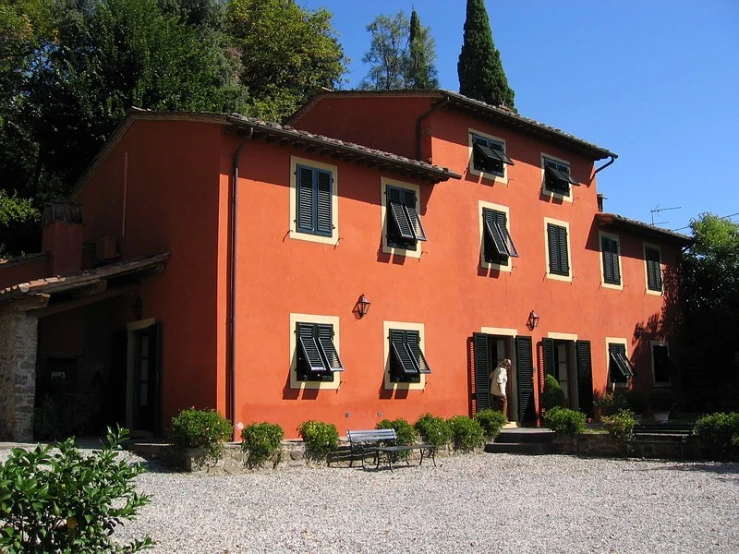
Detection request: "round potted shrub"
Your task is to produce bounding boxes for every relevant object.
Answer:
[648,388,673,422]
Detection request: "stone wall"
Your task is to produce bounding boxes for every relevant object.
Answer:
[0,309,38,441]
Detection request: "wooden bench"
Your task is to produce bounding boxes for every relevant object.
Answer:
[346,429,437,471]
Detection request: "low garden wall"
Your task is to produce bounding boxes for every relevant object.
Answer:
[554,434,704,460]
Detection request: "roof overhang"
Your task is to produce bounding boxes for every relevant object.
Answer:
[595,213,692,246]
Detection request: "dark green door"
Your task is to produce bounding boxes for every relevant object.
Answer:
[133,323,162,435]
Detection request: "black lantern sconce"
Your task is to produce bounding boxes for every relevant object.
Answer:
[634,322,645,339]
[132,296,143,320]
[353,294,371,319]
[527,310,540,330]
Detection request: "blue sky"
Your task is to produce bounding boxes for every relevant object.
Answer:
[301,0,739,232]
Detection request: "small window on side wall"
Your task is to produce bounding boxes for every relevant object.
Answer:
[296,322,344,382]
[645,246,662,292]
[472,134,513,177]
[601,235,621,285]
[608,343,634,386]
[482,208,519,266]
[543,157,578,197]
[389,329,431,383]
[386,185,427,250]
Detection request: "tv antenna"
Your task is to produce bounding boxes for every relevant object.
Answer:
[650,205,681,226]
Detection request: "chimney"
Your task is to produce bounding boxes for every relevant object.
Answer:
[42,202,84,276]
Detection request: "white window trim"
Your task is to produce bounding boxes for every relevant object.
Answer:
[380,177,423,259]
[468,128,510,184]
[547,332,578,341]
[541,152,574,203]
[650,340,671,387]
[643,242,663,296]
[479,200,513,273]
[383,320,427,391]
[289,312,341,391]
[599,231,624,290]
[544,217,573,282]
[605,337,630,388]
[289,156,339,245]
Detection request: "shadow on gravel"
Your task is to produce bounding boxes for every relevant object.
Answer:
[623,461,739,477]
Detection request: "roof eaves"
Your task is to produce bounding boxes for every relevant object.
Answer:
[595,213,692,245]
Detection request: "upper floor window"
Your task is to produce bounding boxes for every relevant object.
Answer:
[645,245,663,292]
[385,184,427,251]
[543,156,579,197]
[296,322,344,382]
[290,157,338,245]
[482,207,519,266]
[471,133,513,178]
[608,342,634,386]
[546,221,570,278]
[389,329,431,383]
[601,234,622,286]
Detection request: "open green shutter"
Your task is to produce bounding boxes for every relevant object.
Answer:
[575,340,594,418]
[390,330,417,374]
[473,334,490,412]
[389,203,414,239]
[406,331,430,373]
[543,338,556,379]
[317,324,344,372]
[296,166,315,233]
[316,169,332,236]
[515,336,535,423]
[298,323,327,373]
[404,205,427,241]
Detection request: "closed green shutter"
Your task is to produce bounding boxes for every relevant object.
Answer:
[515,336,535,423]
[557,226,569,274]
[646,247,662,291]
[473,334,490,412]
[316,169,332,236]
[576,340,594,418]
[296,166,315,233]
[548,224,569,276]
[543,338,556,379]
[602,236,621,285]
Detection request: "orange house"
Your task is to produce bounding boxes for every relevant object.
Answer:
[0,92,689,441]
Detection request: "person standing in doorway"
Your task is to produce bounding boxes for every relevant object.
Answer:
[490,358,511,420]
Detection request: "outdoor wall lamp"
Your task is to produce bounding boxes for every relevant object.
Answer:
[527,310,540,330]
[353,294,371,319]
[634,322,645,339]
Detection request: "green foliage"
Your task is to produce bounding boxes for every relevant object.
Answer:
[241,422,284,468]
[624,390,649,415]
[228,0,347,121]
[414,413,452,447]
[457,0,515,107]
[297,420,339,462]
[693,412,739,459]
[407,9,438,89]
[602,409,636,454]
[541,375,566,411]
[648,388,674,412]
[544,407,586,438]
[596,391,631,417]
[447,415,484,451]
[0,190,40,255]
[376,418,418,445]
[0,426,152,553]
[474,408,507,440]
[169,408,233,460]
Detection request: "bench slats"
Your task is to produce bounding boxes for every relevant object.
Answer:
[346,428,437,471]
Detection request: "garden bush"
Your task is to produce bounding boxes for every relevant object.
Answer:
[169,407,233,461]
[297,420,339,462]
[447,415,484,451]
[541,375,566,411]
[648,388,673,412]
[544,407,586,438]
[596,391,630,417]
[602,409,637,455]
[624,390,649,415]
[693,412,739,459]
[376,418,418,445]
[0,427,152,553]
[475,409,507,440]
[414,413,452,447]
[241,422,284,468]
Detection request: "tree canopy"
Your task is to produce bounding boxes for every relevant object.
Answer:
[457,0,515,107]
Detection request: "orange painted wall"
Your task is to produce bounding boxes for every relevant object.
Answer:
[76,119,225,425]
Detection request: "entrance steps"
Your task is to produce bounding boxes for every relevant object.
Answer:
[485,427,558,455]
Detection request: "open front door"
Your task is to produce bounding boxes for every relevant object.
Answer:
[130,322,162,435]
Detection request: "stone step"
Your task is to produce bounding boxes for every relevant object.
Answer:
[484,442,558,455]
[495,430,556,444]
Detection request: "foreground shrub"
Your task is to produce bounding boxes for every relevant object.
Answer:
[541,375,566,411]
[447,415,484,451]
[597,391,630,417]
[169,408,233,461]
[297,420,339,461]
[602,409,637,455]
[414,413,452,447]
[0,427,152,553]
[544,407,586,438]
[475,409,507,440]
[376,418,418,445]
[241,422,284,468]
[624,391,649,415]
[693,412,739,459]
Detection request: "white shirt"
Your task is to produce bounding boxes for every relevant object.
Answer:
[490,365,508,397]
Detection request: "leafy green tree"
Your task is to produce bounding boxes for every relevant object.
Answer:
[407,9,438,89]
[457,0,515,107]
[227,0,347,121]
[680,213,739,410]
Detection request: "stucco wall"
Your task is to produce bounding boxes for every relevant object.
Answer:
[0,309,38,441]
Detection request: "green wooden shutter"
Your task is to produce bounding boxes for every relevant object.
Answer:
[317,324,344,372]
[575,340,594,418]
[484,209,508,258]
[543,338,556,379]
[406,331,431,373]
[473,334,491,412]
[646,247,662,291]
[602,237,621,284]
[547,223,560,274]
[515,336,535,423]
[316,169,332,236]
[296,166,315,233]
[298,323,326,373]
[496,210,519,258]
[404,205,427,241]
[557,226,569,274]
[390,330,417,374]
[387,186,414,240]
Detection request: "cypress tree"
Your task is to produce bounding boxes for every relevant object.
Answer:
[457,0,515,108]
[407,9,438,89]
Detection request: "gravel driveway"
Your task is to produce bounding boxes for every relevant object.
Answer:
[106,453,739,554]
